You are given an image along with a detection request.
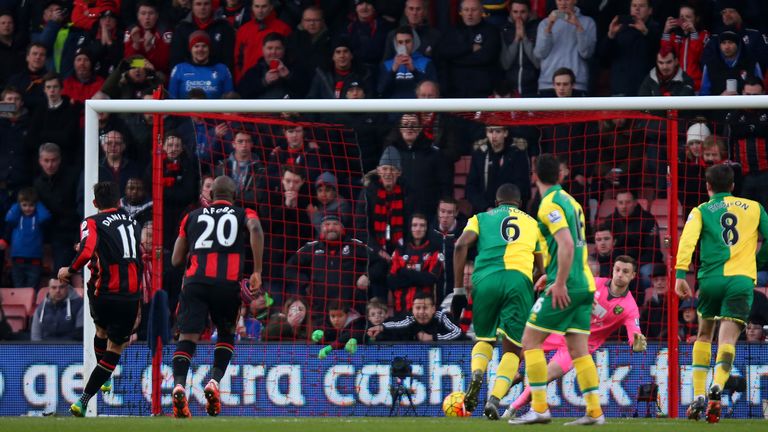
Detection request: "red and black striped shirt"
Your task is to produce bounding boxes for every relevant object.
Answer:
[178,200,258,286]
[70,208,142,299]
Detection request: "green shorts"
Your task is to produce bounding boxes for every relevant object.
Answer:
[471,270,534,346]
[697,275,754,324]
[526,289,594,335]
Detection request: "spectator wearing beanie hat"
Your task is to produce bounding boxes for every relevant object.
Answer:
[700,29,762,95]
[355,146,408,256]
[308,172,353,236]
[679,121,712,218]
[306,36,372,99]
[168,30,233,99]
[702,0,768,72]
[62,48,105,105]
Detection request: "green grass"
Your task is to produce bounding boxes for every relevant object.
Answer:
[2,417,764,432]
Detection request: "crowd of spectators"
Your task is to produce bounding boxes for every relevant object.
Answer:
[1,0,768,344]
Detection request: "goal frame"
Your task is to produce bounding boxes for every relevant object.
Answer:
[83,95,768,417]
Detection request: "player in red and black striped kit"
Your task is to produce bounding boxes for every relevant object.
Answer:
[170,176,264,418]
[59,182,143,417]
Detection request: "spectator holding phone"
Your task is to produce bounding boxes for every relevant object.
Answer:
[377,26,437,98]
[660,3,709,92]
[168,30,233,99]
[237,33,298,99]
[533,0,596,96]
[599,0,660,96]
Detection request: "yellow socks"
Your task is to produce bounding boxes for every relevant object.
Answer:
[524,348,549,413]
[491,352,520,400]
[713,343,735,391]
[692,341,712,397]
[471,341,494,374]
[573,354,603,418]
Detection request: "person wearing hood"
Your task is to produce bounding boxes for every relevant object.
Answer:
[31,278,84,341]
[169,30,233,99]
[387,113,452,218]
[377,26,437,98]
[637,47,695,96]
[699,30,762,96]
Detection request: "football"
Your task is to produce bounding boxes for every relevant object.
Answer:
[442,391,470,417]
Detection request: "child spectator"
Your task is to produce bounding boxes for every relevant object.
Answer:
[1,187,51,288]
[308,172,352,236]
[237,279,274,341]
[312,301,366,359]
[366,297,388,328]
[366,291,463,342]
[678,298,698,343]
[745,320,766,343]
[263,296,313,342]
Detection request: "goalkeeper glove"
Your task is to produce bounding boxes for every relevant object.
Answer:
[311,330,324,343]
[345,338,358,355]
[632,333,647,352]
[318,345,333,359]
[450,287,468,321]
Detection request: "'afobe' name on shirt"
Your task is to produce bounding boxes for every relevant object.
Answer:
[203,207,235,215]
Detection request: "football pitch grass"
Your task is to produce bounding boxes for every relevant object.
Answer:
[3,417,765,432]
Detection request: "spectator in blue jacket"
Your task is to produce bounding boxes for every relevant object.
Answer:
[1,187,51,288]
[168,30,233,99]
[377,26,437,98]
[30,278,83,341]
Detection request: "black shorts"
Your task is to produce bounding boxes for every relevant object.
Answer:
[176,282,240,334]
[89,296,140,345]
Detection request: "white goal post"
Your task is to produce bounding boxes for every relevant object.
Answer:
[82,95,768,416]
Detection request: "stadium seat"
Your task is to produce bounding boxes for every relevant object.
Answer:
[453,156,471,200]
[35,289,48,308]
[650,199,683,218]
[598,199,616,219]
[2,304,29,331]
[1,287,36,316]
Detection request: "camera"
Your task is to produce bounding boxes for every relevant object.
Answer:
[390,356,412,379]
[555,11,568,20]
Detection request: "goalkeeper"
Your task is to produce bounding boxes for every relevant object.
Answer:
[504,256,647,418]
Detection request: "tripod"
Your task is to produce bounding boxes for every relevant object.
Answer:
[389,377,418,416]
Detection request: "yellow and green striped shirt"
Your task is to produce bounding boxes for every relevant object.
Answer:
[676,193,768,281]
[464,204,541,283]
[537,185,595,293]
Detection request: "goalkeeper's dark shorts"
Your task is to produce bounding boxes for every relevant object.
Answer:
[176,282,240,334]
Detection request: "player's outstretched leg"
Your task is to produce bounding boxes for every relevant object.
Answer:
[71,351,122,417]
[706,342,735,423]
[465,341,493,413]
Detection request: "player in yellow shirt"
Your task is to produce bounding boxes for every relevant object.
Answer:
[509,154,602,426]
[453,184,543,420]
[676,164,768,423]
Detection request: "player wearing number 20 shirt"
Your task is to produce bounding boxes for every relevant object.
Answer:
[170,176,264,418]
